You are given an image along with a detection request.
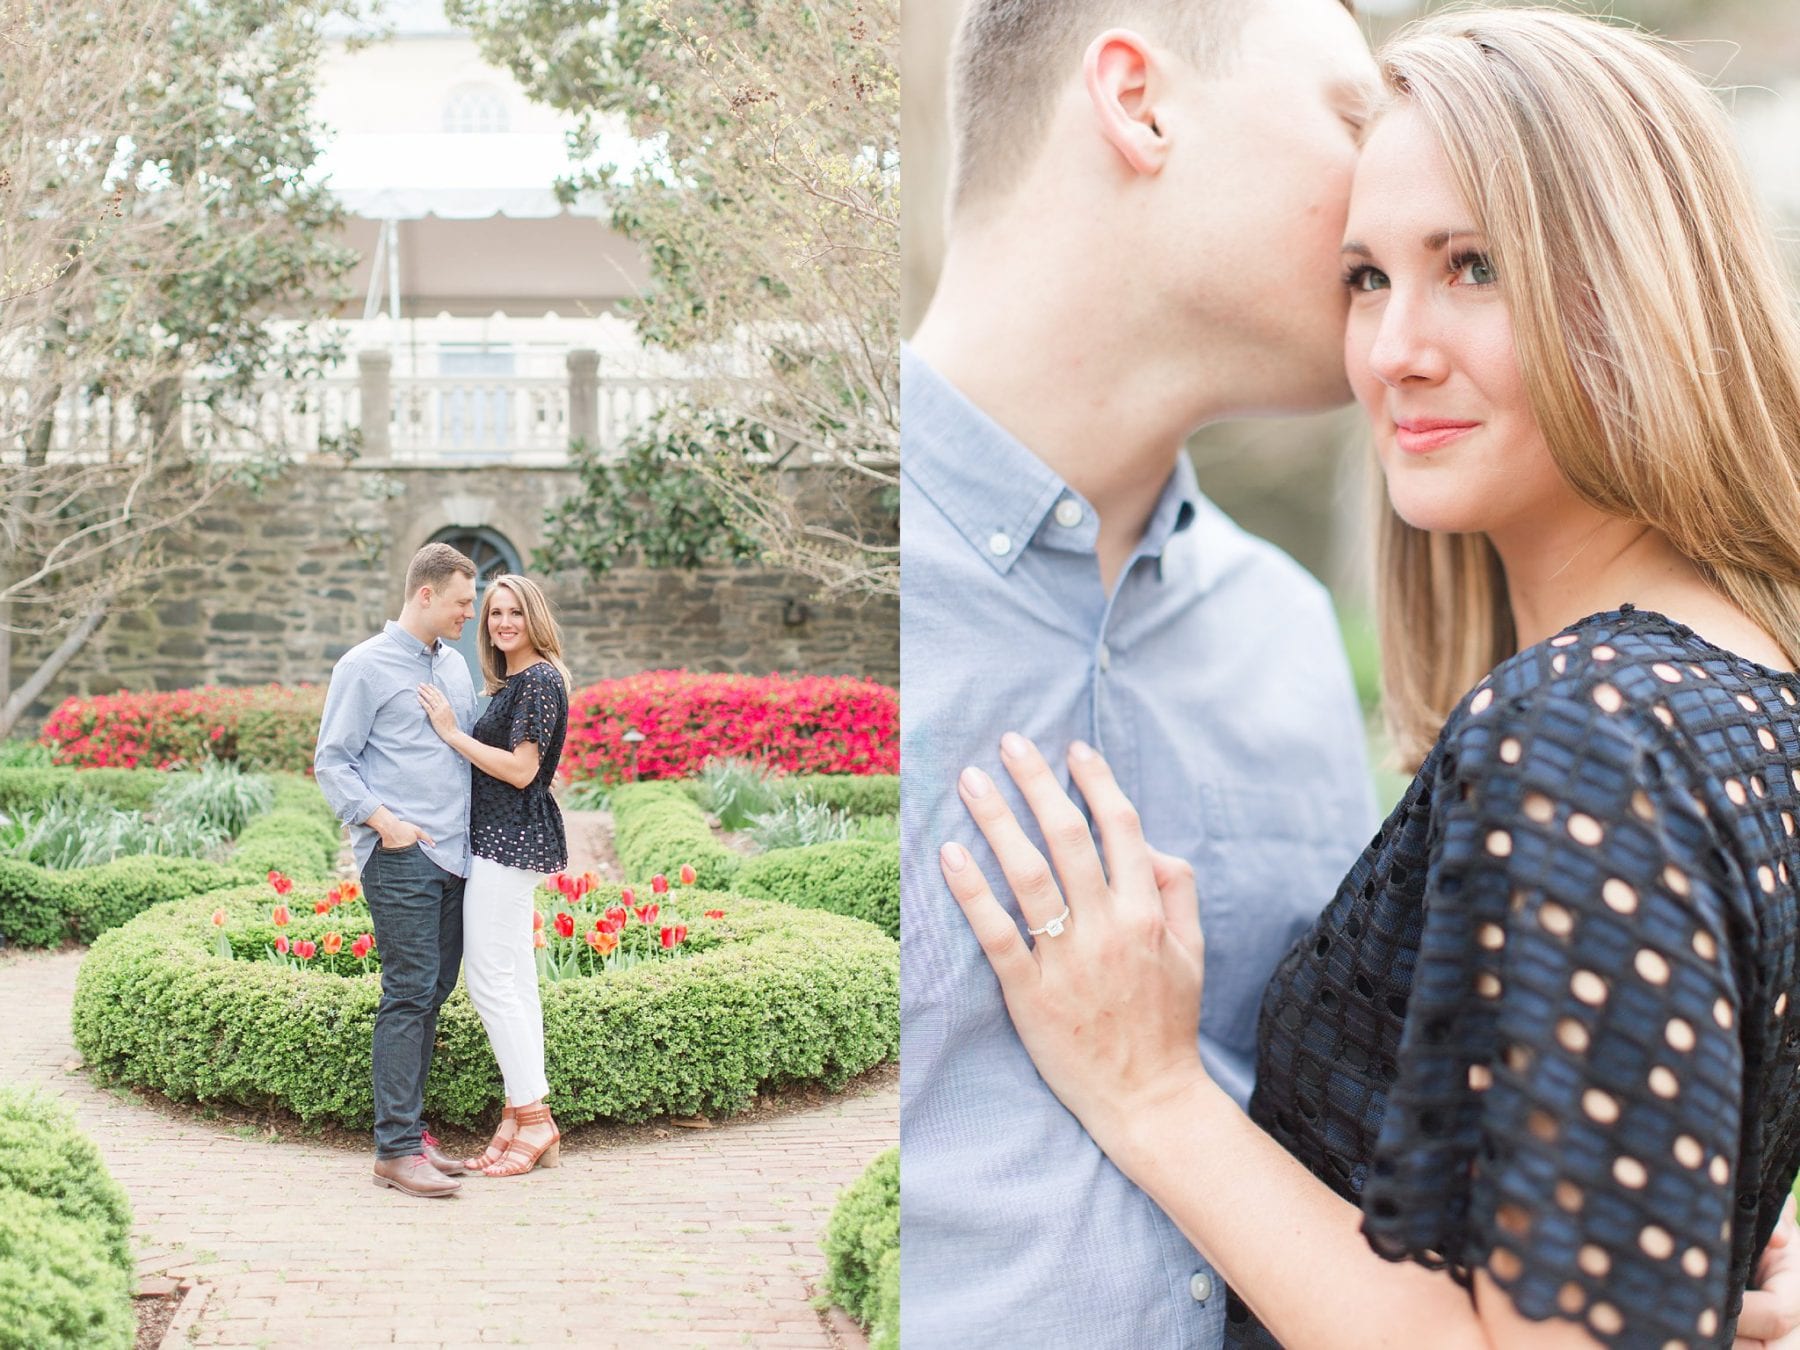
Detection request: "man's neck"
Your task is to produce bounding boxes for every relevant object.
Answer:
[911,243,1224,573]
[396,611,439,652]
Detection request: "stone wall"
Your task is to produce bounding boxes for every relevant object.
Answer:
[15,462,897,723]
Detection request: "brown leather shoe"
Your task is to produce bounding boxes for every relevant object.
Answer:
[372,1154,461,1198]
[420,1129,467,1176]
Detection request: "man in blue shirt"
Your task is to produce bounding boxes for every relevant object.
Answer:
[901,1,1380,1342]
[316,542,478,1198]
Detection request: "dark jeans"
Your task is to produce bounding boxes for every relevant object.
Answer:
[361,843,465,1159]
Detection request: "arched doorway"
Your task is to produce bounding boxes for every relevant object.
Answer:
[426,525,522,700]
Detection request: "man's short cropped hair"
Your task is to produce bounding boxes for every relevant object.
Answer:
[404,542,477,599]
[948,0,1352,214]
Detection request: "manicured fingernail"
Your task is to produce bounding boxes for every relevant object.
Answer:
[1069,740,1096,762]
[1000,731,1028,759]
[960,766,992,797]
[940,842,969,872]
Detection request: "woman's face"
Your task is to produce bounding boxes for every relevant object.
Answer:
[486,585,531,657]
[1343,107,1576,542]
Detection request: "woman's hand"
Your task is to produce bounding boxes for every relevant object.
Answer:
[416,683,460,742]
[939,731,1209,1146]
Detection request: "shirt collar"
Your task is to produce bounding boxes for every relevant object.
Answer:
[384,619,440,659]
[902,344,1199,577]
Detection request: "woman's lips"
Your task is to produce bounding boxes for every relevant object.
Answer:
[1394,418,1479,455]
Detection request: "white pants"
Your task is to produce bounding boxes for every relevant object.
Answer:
[463,856,551,1105]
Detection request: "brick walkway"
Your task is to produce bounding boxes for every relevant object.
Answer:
[0,948,896,1348]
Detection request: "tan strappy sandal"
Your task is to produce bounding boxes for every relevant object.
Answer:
[461,1104,518,1172]
[482,1101,560,1177]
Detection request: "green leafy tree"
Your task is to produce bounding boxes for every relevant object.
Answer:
[451,0,899,598]
[535,411,763,576]
[0,0,367,735]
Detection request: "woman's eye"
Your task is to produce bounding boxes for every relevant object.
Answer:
[1344,264,1389,293]
[1451,252,1497,286]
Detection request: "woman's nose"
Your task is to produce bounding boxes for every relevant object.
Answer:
[1363,288,1452,389]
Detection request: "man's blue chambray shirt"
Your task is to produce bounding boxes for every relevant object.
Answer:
[314,620,476,879]
[900,346,1379,1348]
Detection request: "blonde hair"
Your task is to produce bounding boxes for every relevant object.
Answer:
[476,575,572,697]
[1373,8,1800,768]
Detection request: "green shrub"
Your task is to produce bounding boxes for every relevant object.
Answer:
[849,815,899,844]
[0,741,52,769]
[73,886,898,1128]
[823,1147,899,1344]
[0,854,253,949]
[232,808,340,879]
[609,781,740,888]
[0,767,166,818]
[779,774,899,819]
[0,1088,134,1350]
[153,762,274,838]
[697,757,782,830]
[734,839,899,939]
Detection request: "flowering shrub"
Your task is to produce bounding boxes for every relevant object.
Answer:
[562,670,898,785]
[40,685,325,773]
[72,884,898,1129]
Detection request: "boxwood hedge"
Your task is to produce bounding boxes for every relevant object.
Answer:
[0,767,167,816]
[823,1147,898,1350]
[72,883,898,1128]
[610,781,741,888]
[777,774,899,818]
[0,1087,135,1350]
[0,774,339,948]
[734,840,899,939]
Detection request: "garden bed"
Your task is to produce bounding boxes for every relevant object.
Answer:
[72,879,898,1130]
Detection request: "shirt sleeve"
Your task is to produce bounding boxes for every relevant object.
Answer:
[506,670,565,751]
[313,658,383,827]
[1361,688,1746,1347]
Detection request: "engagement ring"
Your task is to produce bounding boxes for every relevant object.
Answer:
[1028,907,1071,938]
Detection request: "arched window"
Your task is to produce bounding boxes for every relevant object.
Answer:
[442,85,510,135]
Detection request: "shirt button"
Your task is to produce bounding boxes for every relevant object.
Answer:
[988,532,1012,557]
[1098,642,1112,673]
[1190,1272,1213,1303]
[1054,498,1083,528]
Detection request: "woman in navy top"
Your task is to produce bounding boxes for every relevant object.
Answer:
[939,12,1800,1347]
[420,572,569,1178]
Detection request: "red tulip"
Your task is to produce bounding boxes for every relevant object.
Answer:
[549,873,569,896]
[619,887,635,907]
[351,935,374,960]
[314,900,331,915]
[634,903,659,926]
[322,932,343,955]
[210,908,228,927]
[554,911,575,939]
[274,936,290,955]
[269,872,293,896]
[704,909,725,920]
[271,905,291,927]
[659,924,687,949]
[650,874,669,895]
[604,905,627,928]
[296,940,317,960]
[678,864,696,886]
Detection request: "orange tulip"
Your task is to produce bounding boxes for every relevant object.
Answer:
[322,932,343,955]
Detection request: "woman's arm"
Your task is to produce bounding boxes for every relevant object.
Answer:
[942,732,1667,1350]
[417,684,539,789]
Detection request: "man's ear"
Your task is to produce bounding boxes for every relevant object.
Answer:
[1083,28,1171,177]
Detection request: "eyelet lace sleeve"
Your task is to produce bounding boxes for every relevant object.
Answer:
[506,666,564,751]
[1361,690,1748,1348]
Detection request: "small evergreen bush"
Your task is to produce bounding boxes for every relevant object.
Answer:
[0,1088,134,1350]
[734,839,899,938]
[822,1148,899,1348]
